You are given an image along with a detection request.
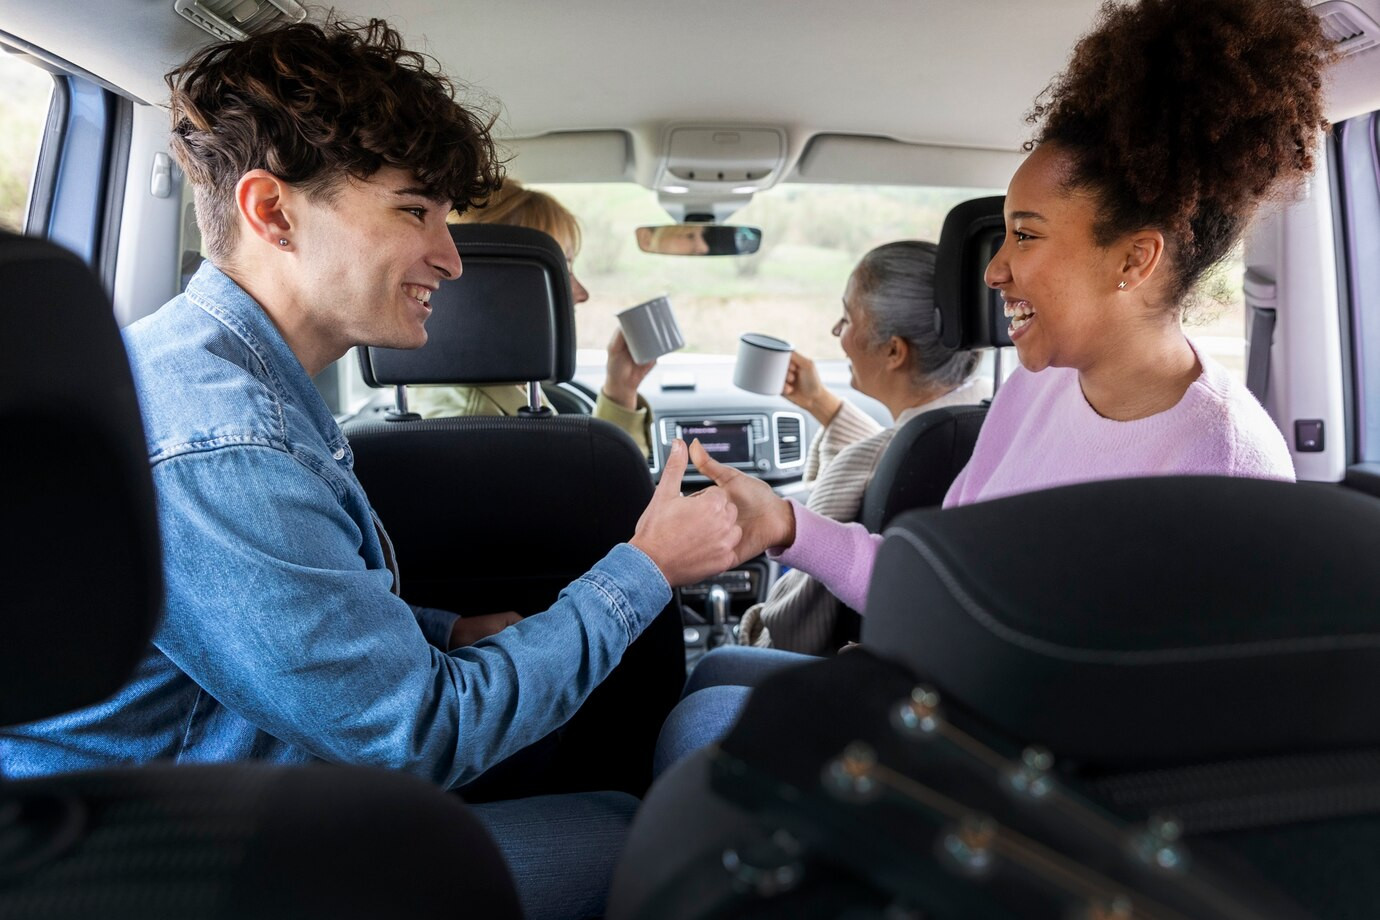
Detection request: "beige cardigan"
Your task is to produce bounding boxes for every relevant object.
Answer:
[738,380,987,653]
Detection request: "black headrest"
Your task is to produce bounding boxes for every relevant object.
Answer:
[358,224,575,387]
[858,405,988,532]
[933,195,1010,350]
[0,232,162,727]
[864,476,1380,767]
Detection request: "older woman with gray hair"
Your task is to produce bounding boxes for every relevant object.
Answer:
[739,240,983,653]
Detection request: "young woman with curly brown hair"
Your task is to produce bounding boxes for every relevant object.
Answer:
[655,0,1333,769]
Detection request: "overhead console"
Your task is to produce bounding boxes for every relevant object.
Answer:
[652,125,788,222]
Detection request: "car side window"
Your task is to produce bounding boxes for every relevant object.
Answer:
[1187,245,1249,388]
[0,49,56,233]
[1336,110,1380,463]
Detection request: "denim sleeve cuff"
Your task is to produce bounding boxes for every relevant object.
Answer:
[576,542,672,641]
[412,605,461,649]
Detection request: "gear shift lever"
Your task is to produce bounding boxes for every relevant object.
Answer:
[707,583,735,647]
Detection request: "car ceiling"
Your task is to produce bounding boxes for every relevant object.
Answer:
[1,0,1108,150]
[4,0,1380,182]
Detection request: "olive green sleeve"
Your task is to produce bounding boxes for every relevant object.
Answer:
[593,390,652,457]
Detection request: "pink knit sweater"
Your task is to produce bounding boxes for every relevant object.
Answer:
[774,346,1295,612]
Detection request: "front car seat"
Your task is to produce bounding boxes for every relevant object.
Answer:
[858,194,1009,534]
[823,196,1007,648]
[345,223,684,798]
[0,231,520,919]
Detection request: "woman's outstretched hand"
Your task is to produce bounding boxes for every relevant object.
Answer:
[782,351,842,426]
[689,439,797,565]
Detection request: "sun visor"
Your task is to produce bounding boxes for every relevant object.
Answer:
[793,135,1021,189]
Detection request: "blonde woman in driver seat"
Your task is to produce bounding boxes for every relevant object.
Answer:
[408,181,656,456]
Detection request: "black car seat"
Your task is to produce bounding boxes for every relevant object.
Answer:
[613,476,1380,918]
[858,194,1008,534]
[0,231,520,919]
[817,196,1006,648]
[343,223,684,798]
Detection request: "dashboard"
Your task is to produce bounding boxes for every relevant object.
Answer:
[581,352,890,487]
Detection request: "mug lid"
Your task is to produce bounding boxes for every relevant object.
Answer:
[740,332,792,351]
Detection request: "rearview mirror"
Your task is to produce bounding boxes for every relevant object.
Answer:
[635,224,762,256]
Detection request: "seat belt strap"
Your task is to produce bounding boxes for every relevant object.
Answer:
[1243,268,1279,404]
[1246,306,1276,402]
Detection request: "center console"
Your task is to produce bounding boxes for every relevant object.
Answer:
[651,410,807,483]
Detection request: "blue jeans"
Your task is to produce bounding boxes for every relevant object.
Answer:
[471,791,639,920]
[652,646,816,776]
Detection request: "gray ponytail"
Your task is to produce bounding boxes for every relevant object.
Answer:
[853,240,979,390]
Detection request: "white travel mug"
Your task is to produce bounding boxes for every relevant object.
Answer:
[733,333,794,395]
[617,296,686,364]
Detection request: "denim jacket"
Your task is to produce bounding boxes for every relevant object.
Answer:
[0,262,669,788]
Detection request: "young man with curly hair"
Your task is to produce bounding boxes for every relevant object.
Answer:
[0,18,741,920]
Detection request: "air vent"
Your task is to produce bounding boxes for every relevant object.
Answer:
[775,414,804,466]
[750,417,768,441]
[1313,1,1380,57]
[175,0,306,42]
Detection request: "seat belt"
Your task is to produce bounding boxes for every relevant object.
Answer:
[1243,268,1278,403]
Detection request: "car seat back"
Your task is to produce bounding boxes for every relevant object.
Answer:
[0,231,521,919]
[346,224,683,796]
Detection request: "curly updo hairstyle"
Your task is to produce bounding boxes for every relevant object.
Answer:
[166,17,504,264]
[1028,0,1332,307]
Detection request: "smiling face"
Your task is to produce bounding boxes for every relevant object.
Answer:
[288,165,462,361]
[984,144,1136,375]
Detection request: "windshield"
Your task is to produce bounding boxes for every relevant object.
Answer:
[533,182,1002,361]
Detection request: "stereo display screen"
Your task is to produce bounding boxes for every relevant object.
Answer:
[678,421,753,465]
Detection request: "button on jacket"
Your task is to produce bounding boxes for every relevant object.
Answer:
[0,262,670,788]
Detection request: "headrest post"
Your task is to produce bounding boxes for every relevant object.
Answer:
[517,380,553,418]
[386,384,420,422]
[992,348,1003,396]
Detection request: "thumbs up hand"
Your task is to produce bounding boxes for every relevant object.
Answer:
[689,438,797,567]
[629,439,742,586]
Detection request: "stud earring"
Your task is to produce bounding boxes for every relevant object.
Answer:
[1117,280,1127,291]
[278,238,290,247]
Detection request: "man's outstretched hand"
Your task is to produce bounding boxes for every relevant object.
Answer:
[688,439,796,567]
[630,439,742,586]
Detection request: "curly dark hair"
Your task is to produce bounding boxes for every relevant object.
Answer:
[166,17,504,263]
[1027,0,1332,307]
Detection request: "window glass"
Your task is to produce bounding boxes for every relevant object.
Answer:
[1185,244,1248,386]
[535,182,1246,382]
[0,50,55,233]
[177,178,205,292]
[534,182,1001,360]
